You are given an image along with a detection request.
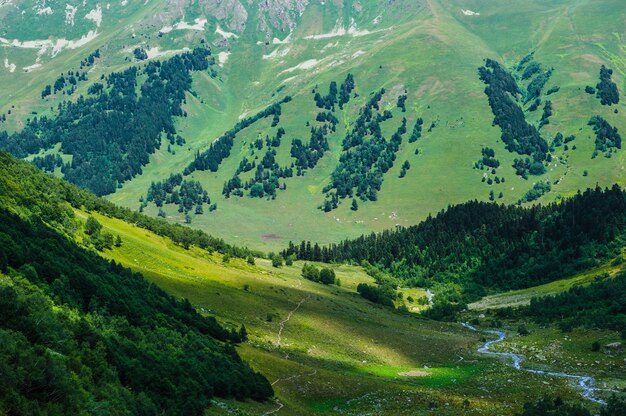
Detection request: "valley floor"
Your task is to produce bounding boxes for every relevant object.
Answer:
[76,210,625,415]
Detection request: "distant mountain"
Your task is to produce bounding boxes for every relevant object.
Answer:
[0,0,623,250]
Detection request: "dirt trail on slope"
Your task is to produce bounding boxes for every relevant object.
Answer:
[275,295,309,348]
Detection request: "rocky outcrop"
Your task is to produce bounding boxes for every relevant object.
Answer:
[200,0,248,32]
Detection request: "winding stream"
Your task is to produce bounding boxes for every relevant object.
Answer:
[461,323,618,405]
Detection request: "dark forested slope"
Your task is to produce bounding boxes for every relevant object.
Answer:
[287,186,626,301]
[0,152,272,415]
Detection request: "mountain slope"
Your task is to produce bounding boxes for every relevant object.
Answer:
[0,151,273,414]
[0,0,623,251]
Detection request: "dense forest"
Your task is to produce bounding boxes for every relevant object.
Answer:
[0,48,214,196]
[146,173,215,217]
[0,153,272,414]
[286,186,626,303]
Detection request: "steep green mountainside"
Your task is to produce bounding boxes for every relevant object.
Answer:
[0,152,272,414]
[0,0,624,250]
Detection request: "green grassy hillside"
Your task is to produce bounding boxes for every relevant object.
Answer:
[0,152,274,415]
[0,0,624,250]
[76,208,624,415]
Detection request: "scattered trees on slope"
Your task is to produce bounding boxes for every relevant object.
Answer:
[0,48,214,196]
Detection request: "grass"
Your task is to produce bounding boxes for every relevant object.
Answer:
[67,208,625,414]
[461,318,626,405]
[358,364,481,388]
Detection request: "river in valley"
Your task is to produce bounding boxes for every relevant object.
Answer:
[461,322,618,405]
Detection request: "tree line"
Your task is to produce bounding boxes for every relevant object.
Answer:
[286,185,626,303]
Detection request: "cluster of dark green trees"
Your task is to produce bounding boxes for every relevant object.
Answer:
[595,65,620,106]
[516,55,556,105]
[223,149,293,199]
[80,48,101,68]
[289,186,626,304]
[399,160,411,178]
[589,116,621,157]
[521,61,541,80]
[408,117,423,143]
[222,126,296,199]
[513,157,545,179]
[0,152,272,415]
[475,147,500,169]
[146,173,213,215]
[84,215,120,251]
[313,74,355,110]
[0,47,213,196]
[32,153,63,173]
[42,69,90,98]
[550,132,575,151]
[314,81,338,110]
[524,68,553,104]
[397,94,407,112]
[356,283,396,307]
[316,111,339,128]
[518,180,551,204]
[321,89,407,209]
[301,263,337,285]
[290,126,331,174]
[283,240,325,262]
[539,100,552,128]
[478,58,549,172]
[133,47,149,61]
[184,96,292,175]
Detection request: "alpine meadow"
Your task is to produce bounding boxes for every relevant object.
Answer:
[0,0,625,415]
